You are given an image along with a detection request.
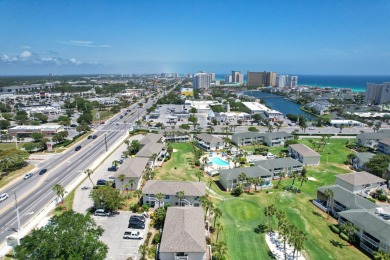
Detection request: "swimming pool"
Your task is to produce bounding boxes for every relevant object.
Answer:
[210,157,230,167]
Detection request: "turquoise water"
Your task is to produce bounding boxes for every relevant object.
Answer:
[210,157,229,166]
[215,74,390,92]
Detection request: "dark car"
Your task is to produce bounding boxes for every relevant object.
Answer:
[92,135,97,139]
[70,124,77,127]
[87,135,92,139]
[96,179,107,186]
[128,220,145,229]
[107,166,117,172]
[130,215,145,223]
[39,169,47,175]
[75,145,82,151]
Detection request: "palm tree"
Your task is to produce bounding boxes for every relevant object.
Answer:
[207,179,213,190]
[124,184,130,206]
[155,192,165,208]
[213,207,223,228]
[118,174,125,192]
[373,250,390,260]
[276,170,286,189]
[238,172,247,184]
[268,125,274,133]
[324,189,334,220]
[52,183,65,204]
[202,156,209,169]
[290,171,299,187]
[299,174,308,189]
[128,179,135,191]
[340,222,357,243]
[214,242,228,260]
[195,170,203,182]
[112,160,119,170]
[258,178,265,192]
[226,157,232,169]
[279,219,292,260]
[84,169,94,187]
[134,189,142,200]
[176,190,185,207]
[264,204,277,232]
[216,222,224,243]
[124,139,130,148]
[276,210,286,230]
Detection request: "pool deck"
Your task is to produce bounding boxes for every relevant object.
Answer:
[202,153,234,173]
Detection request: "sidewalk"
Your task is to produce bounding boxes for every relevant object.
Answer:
[72,134,144,214]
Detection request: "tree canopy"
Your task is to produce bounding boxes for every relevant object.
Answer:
[364,154,390,179]
[14,210,108,259]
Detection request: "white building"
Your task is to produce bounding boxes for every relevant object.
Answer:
[231,71,244,84]
[242,102,283,120]
[365,82,390,105]
[193,72,211,89]
[276,75,298,88]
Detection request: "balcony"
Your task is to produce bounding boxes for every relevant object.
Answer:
[312,199,328,212]
[362,234,380,247]
[175,256,188,260]
[360,243,374,255]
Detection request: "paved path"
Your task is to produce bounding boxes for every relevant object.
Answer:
[266,232,306,260]
[72,134,144,214]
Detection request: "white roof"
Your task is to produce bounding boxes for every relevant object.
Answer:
[330,120,363,124]
[10,125,63,130]
[242,102,282,114]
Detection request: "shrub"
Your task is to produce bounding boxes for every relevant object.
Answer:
[152,231,161,244]
[194,160,200,166]
[130,204,139,212]
[366,197,376,203]
[231,186,243,196]
[146,232,152,244]
[378,194,388,202]
[339,232,349,241]
[142,204,150,212]
[330,225,340,234]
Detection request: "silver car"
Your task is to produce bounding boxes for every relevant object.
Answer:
[0,193,9,202]
[24,173,33,179]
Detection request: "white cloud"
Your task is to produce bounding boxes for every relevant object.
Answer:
[59,40,111,48]
[1,55,18,62]
[20,51,32,59]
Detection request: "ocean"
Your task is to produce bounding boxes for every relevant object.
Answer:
[215,74,390,92]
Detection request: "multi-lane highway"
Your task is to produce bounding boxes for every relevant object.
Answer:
[0,95,160,246]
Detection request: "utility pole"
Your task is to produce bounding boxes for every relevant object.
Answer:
[104,134,108,152]
[14,192,21,245]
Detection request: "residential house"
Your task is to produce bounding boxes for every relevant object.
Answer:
[356,131,390,148]
[218,166,273,191]
[377,138,390,155]
[231,132,264,147]
[158,207,209,260]
[194,133,224,151]
[315,183,390,255]
[163,131,190,143]
[113,157,150,190]
[352,152,375,171]
[288,144,320,166]
[263,131,293,146]
[254,157,303,178]
[139,133,164,146]
[335,172,386,193]
[136,142,167,168]
[338,209,390,255]
[142,180,206,207]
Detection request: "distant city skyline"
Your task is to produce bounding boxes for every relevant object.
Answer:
[1,0,390,75]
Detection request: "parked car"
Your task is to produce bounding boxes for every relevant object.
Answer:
[94,209,111,217]
[308,127,315,130]
[24,173,33,179]
[107,166,117,172]
[39,169,48,175]
[70,124,77,127]
[92,135,98,139]
[266,153,276,159]
[123,231,143,240]
[96,179,107,186]
[75,145,82,151]
[129,215,146,223]
[118,159,124,164]
[0,193,9,202]
[87,135,92,139]
[128,220,145,229]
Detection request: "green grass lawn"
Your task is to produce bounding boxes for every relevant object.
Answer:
[155,143,200,182]
[92,109,116,122]
[217,191,368,260]
[0,142,19,150]
[157,139,367,260]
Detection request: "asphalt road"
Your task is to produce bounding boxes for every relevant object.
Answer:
[0,96,160,246]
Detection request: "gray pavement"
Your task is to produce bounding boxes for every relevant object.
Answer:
[72,134,144,214]
[93,211,150,260]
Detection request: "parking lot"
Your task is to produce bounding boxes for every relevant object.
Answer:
[92,211,149,260]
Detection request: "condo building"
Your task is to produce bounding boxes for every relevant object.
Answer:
[193,72,211,89]
[365,82,390,105]
[247,71,277,86]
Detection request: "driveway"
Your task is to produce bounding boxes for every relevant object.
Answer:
[93,211,150,260]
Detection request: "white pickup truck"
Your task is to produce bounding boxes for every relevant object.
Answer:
[123,230,144,240]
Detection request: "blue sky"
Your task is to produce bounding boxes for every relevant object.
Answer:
[1,0,390,75]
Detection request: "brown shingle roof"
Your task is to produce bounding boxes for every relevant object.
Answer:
[139,133,163,145]
[114,157,149,178]
[289,144,320,157]
[142,180,205,196]
[159,207,206,253]
[336,171,386,186]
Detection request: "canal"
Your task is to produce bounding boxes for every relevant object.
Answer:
[244,90,315,120]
